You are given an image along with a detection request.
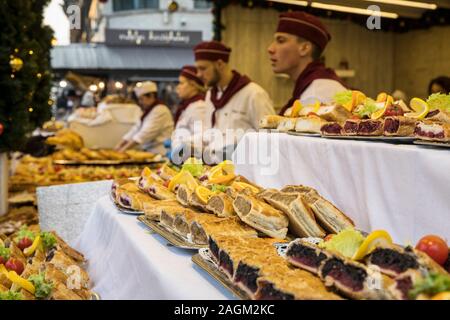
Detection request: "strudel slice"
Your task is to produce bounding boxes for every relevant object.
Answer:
[117,189,154,211]
[320,122,343,136]
[259,115,286,129]
[206,193,236,217]
[147,183,176,200]
[295,115,328,134]
[317,105,351,122]
[285,239,333,275]
[357,119,384,136]
[233,195,289,239]
[424,109,450,124]
[414,121,450,142]
[342,119,359,136]
[383,116,416,136]
[143,200,181,221]
[276,117,297,132]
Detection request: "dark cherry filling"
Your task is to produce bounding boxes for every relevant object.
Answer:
[256,281,294,300]
[395,276,413,300]
[219,250,234,277]
[234,262,260,293]
[138,177,145,188]
[119,195,131,207]
[425,109,440,118]
[384,118,399,133]
[286,244,327,271]
[358,120,382,134]
[344,121,358,133]
[322,123,342,135]
[149,186,156,194]
[368,248,419,274]
[321,258,366,291]
[414,126,444,139]
[208,237,220,261]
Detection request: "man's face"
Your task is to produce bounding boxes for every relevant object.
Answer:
[268,32,307,74]
[195,60,220,87]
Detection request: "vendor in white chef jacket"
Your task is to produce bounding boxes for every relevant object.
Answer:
[268,11,347,115]
[115,81,173,155]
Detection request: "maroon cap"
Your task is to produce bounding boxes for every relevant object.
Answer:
[276,11,331,51]
[180,65,203,86]
[194,41,232,62]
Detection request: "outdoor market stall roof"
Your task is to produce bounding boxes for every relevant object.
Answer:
[51,43,195,71]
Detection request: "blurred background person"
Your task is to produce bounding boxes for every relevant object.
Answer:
[115,81,173,154]
[428,76,450,95]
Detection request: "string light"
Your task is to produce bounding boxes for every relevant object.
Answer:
[28,107,33,112]
[29,50,33,55]
[11,74,15,79]
[37,73,42,78]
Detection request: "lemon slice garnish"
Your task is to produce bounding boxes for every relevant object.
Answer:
[352,230,393,260]
[405,97,430,120]
[195,186,215,204]
[168,170,198,192]
[291,100,303,117]
[230,181,260,194]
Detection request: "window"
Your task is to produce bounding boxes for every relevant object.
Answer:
[193,0,212,9]
[113,0,159,11]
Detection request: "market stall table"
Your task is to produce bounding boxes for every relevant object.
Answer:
[233,131,450,244]
[74,195,235,300]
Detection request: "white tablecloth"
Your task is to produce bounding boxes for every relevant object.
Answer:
[74,196,234,300]
[233,132,450,244]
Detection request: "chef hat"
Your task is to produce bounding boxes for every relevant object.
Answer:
[134,81,158,98]
[180,65,204,86]
[194,41,232,62]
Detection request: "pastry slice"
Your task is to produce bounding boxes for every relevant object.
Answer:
[318,251,394,300]
[143,200,181,221]
[387,269,423,300]
[317,105,351,122]
[343,119,359,136]
[424,109,450,124]
[321,122,343,136]
[233,194,289,239]
[286,239,333,275]
[295,115,328,134]
[51,232,85,264]
[80,148,104,160]
[173,210,203,238]
[46,249,90,289]
[357,119,384,136]
[156,163,179,181]
[276,117,297,132]
[259,115,286,129]
[147,183,176,200]
[160,207,193,229]
[414,121,450,142]
[137,167,162,193]
[259,191,325,238]
[50,281,83,300]
[117,189,154,211]
[383,116,416,136]
[206,193,236,217]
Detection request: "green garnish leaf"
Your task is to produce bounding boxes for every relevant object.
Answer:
[333,90,353,106]
[0,246,10,261]
[318,228,365,258]
[355,98,382,118]
[211,184,228,193]
[182,157,204,177]
[426,93,450,112]
[408,272,450,299]
[40,232,57,250]
[0,291,23,300]
[28,273,54,299]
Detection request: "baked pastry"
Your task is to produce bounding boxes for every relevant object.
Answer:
[80,148,105,160]
[143,200,183,221]
[259,115,286,129]
[321,122,343,136]
[342,119,359,136]
[383,116,416,136]
[117,189,154,211]
[98,149,129,160]
[259,190,325,238]
[190,214,226,244]
[414,121,450,142]
[125,149,155,161]
[357,119,384,136]
[233,194,289,239]
[277,117,297,132]
[147,183,176,200]
[172,210,204,237]
[206,193,236,217]
[366,244,448,277]
[286,239,333,275]
[156,164,179,181]
[317,105,351,122]
[160,207,193,229]
[295,115,328,134]
[318,250,394,300]
[424,109,450,124]
[387,269,424,300]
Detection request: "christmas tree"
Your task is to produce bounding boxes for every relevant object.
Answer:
[0,0,54,153]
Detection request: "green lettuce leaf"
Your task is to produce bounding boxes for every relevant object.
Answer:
[0,246,10,261]
[211,184,228,193]
[355,98,382,118]
[426,93,450,112]
[40,232,57,250]
[182,157,204,177]
[0,291,23,300]
[28,273,54,299]
[333,90,353,106]
[409,272,450,299]
[14,226,36,243]
[318,228,365,258]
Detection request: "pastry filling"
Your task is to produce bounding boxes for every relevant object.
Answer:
[414,126,444,139]
[384,118,399,133]
[208,197,224,214]
[119,195,131,207]
[358,120,382,134]
[234,262,260,293]
[234,196,251,216]
[321,258,366,291]
[138,177,145,189]
[368,248,419,274]
[173,216,189,237]
[395,276,413,300]
[191,222,208,245]
[425,109,440,118]
[256,281,294,300]
[344,121,358,134]
[208,237,220,261]
[177,187,188,203]
[218,250,234,277]
[160,211,175,227]
[286,244,327,272]
[321,123,342,135]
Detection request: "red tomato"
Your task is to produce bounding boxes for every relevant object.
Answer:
[0,256,5,265]
[5,258,24,275]
[17,237,33,251]
[416,235,449,266]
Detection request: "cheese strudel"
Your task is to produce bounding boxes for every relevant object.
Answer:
[317,105,351,122]
[414,121,450,142]
[295,115,328,134]
[259,115,286,129]
[233,194,289,239]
